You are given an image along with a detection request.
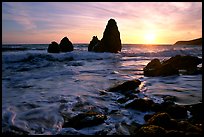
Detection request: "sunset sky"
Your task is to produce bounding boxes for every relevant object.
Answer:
[2,2,202,44]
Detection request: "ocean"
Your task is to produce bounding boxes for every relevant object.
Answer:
[2,44,202,135]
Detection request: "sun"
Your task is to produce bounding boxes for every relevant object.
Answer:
[144,33,156,44]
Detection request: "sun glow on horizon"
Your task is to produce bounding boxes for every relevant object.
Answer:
[144,33,156,44]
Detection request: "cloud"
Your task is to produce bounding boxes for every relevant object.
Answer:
[2,2,202,44]
[3,2,37,30]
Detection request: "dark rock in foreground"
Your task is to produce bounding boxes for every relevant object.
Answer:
[108,79,141,93]
[125,98,154,111]
[63,111,107,130]
[174,38,202,45]
[138,112,202,136]
[136,125,166,136]
[147,112,177,130]
[59,37,73,52]
[89,19,122,53]
[144,55,202,76]
[47,41,60,53]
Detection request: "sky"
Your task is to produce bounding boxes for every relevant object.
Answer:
[2,2,202,44]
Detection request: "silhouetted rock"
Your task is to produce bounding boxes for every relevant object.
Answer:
[174,38,202,45]
[163,55,202,71]
[144,58,179,76]
[88,36,100,51]
[59,37,73,52]
[144,55,202,76]
[91,19,122,53]
[47,41,60,53]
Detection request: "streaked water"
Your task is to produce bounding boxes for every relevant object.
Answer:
[2,44,202,135]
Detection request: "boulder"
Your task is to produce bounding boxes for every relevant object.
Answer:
[47,41,60,53]
[144,58,179,76]
[59,37,73,52]
[88,36,100,51]
[162,55,202,71]
[90,19,122,53]
[143,55,202,76]
[108,79,141,93]
[136,125,166,136]
[63,111,107,130]
[147,112,177,129]
[125,98,154,112]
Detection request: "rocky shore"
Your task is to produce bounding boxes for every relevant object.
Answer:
[3,78,202,135]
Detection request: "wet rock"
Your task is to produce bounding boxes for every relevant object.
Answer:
[88,36,100,51]
[143,59,161,76]
[59,37,73,52]
[165,104,187,119]
[177,120,202,133]
[144,58,179,76]
[125,98,154,111]
[163,55,202,71]
[186,102,203,124]
[47,41,60,53]
[166,130,185,136]
[63,111,107,130]
[144,55,202,76]
[117,94,138,104]
[91,18,122,53]
[163,95,177,103]
[147,112,177,130]
[108,79,141,93]
[136,125,166,136]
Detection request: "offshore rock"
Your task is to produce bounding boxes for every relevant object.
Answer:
[90,19,122,53]
[59,37,73,52]
[88,36,100,51]
[47,41,60,53]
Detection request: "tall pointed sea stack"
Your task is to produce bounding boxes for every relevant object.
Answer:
[89,18,122,53]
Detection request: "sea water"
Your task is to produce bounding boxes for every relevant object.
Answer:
[2,44,202,135]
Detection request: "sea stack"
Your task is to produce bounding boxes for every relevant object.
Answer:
[88,36,100,51]
[47,41,60,53]
[59,37,73,52]
[89,18,122,53]
[47,36,73,53]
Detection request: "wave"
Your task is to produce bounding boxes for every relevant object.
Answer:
[3,50,122,64]
[121,48,202,58]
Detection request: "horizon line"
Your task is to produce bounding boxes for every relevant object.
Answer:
[2,43,174,45]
